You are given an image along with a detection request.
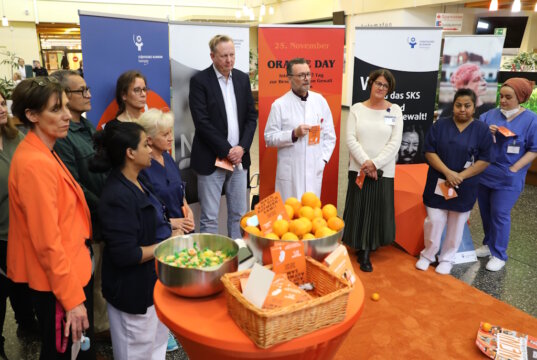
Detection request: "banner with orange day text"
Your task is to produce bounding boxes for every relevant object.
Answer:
[258,25,345,207]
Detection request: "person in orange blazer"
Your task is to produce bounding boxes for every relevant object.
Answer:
[7,77,94,360]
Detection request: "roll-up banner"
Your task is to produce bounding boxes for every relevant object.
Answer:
[169,23,250,205]
[258,25,345,206]
[352,27,442,165]
[438,35,505,120]
[79,11,170,128]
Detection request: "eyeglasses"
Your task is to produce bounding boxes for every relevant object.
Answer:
[133,87,149,95]
[66,87,91,98]
[289,72,311,80]
[373,81,389,90]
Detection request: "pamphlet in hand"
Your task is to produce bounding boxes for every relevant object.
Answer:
[215,157,234,171]
[476,322,537,360]
[435,179,458,200]
[497,126,516,138]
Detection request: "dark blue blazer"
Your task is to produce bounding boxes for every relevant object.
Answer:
[99,170,158,314]
[189,65,258,175]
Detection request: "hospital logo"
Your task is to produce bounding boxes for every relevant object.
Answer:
[407,36,417,49]
[133,34,144,52]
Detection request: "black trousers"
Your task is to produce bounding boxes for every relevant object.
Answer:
[31,277,95,360]
[0,241,36,344]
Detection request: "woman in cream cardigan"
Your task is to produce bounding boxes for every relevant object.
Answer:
[342,69,403,272]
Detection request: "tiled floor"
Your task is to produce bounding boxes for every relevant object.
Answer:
[2,108,535,359]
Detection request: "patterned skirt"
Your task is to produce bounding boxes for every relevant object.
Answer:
[342,171,395,251]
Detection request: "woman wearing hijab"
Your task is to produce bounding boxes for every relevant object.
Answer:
[476,78,537,271]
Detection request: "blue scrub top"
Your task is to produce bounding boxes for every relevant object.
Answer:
[423,117,493,212]
[142,151,185,218]
[479,108,537,192]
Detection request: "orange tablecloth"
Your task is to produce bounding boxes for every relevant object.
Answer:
[154,278,364,360]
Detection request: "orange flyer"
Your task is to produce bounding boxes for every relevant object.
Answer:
[308,125,320,145]
[262,274,311,309]
[355,171,366,189]
[497,126,516,138]
[215,157,234,171]
[255,192,289,234]
[324,245,356,285]
[439,181,458,200]
[270,242,307,285]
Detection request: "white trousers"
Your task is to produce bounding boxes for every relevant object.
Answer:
[421,207,470,264]
[107,302,168,360]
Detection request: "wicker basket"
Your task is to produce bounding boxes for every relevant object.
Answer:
[220,256,352,348]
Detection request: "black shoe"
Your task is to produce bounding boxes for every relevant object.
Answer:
[357,250,373,272]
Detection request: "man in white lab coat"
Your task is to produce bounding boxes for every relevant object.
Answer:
[264,58,336,200]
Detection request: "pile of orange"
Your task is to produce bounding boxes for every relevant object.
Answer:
[242,192,344,241]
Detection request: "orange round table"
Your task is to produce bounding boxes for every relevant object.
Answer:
[154,278,364,360]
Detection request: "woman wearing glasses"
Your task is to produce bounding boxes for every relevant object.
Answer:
[342,69,403,272]
[8,77,94,359]
[106,70,148,127]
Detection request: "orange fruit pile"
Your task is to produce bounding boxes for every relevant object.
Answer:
[242,192,344,241]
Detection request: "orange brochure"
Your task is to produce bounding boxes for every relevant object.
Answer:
[270,242,307,285]
[308,125,321,145]
[262,274,311,309]
[439,181,458,200]
[255,192,289,234]
[497,126,516,138]
[324,245,356,285]
[355,171,365,189]
[215,157,234,171]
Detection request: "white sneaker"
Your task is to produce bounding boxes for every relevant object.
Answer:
[475,245,491,258]
[435,262,452,275]
[486,256,506,271]
[415,256,431,271]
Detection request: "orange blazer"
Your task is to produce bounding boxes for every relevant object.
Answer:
[7,131,92,311]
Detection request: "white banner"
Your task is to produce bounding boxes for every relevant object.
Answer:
[169,23,250,235]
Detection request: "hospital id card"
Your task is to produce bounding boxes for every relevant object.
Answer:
[507,145,520,154]
[384,115,396,126]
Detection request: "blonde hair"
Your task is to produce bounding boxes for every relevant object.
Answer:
[209,35,233,53]
[136,108,174,138]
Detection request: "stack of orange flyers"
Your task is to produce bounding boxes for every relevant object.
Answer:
[323,245,356,285]
[270,242,307,285]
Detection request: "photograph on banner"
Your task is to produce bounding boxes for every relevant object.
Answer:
[438,36,505,120]
[79,13,170,128]
[257,26,345,205]
[169,24,250,204]
[352,27,442,165]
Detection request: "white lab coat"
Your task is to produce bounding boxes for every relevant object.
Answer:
[264,90,336,200]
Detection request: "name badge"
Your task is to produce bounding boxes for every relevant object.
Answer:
[384,115,396,126]
[507,145,520,154]
[464,161,472,169]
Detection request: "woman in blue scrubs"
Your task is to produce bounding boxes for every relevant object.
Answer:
[138,109,195,235]
[476,77,537,271]
[416,89,492,275]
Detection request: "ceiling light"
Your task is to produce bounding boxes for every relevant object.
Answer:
[1,16,7,27]
[249,11,254,21]
[269,6,274,15]
[534,2,537,11]
[236,10,241,18]
[512,0,521,12]
[260,4,266,16]
[489,0,498,11]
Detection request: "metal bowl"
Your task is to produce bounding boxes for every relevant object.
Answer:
[154,233,239,297]
[240,211,343,265]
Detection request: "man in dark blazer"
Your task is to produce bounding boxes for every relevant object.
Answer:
[189,34,257,238]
